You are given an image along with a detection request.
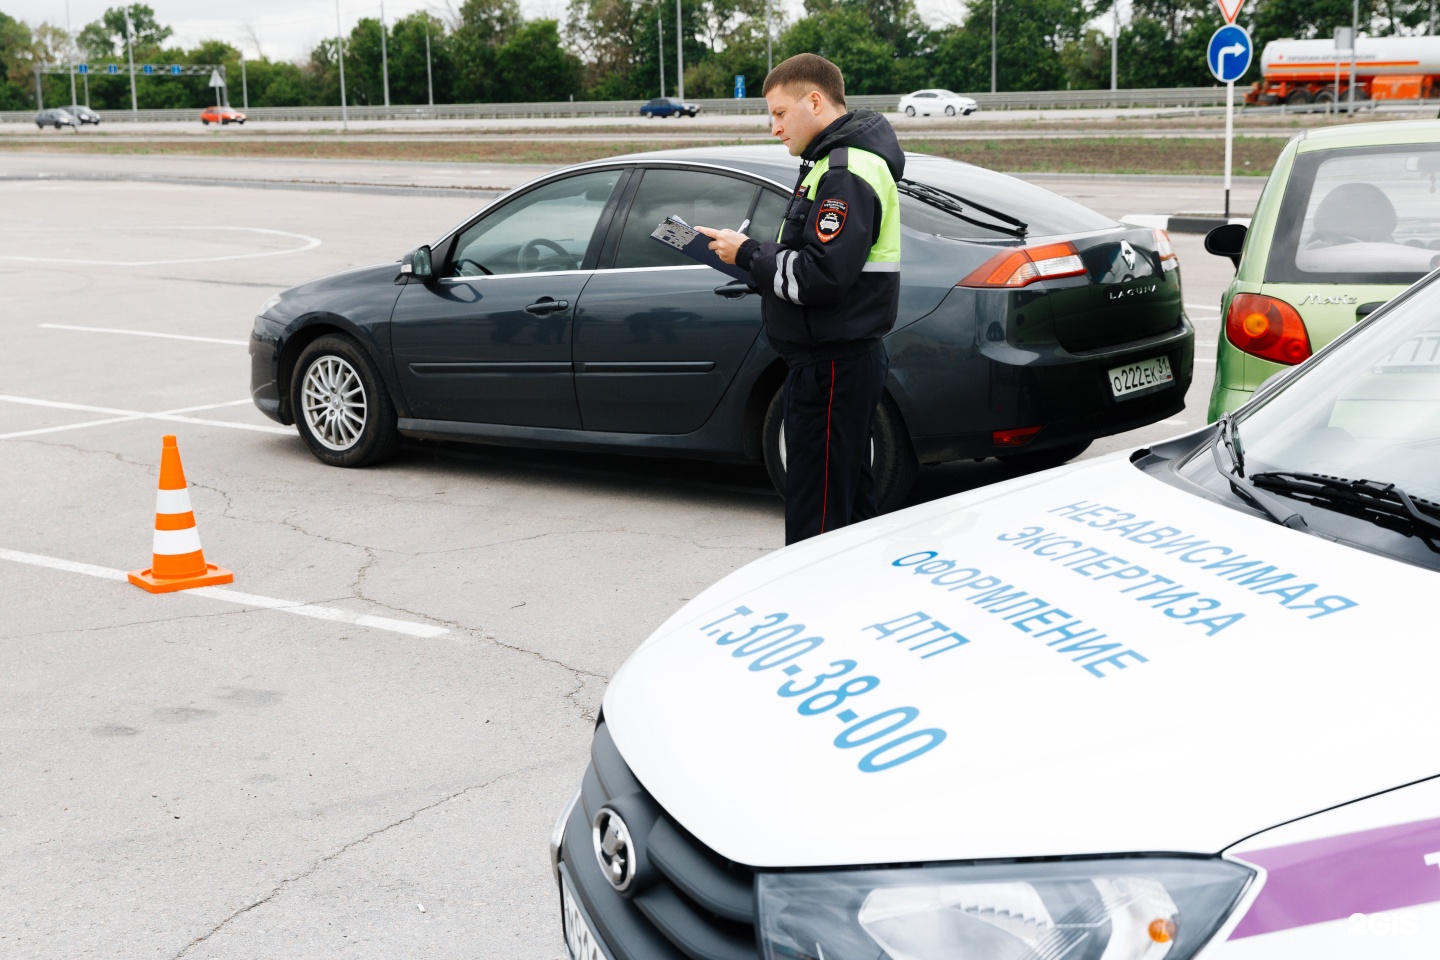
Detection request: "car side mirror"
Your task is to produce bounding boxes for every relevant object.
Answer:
[1204,223,1247,271]
[401,245,434,281]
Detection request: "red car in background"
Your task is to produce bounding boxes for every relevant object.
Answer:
[200,106,246,125]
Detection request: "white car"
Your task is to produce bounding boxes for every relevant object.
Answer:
[898,89,978,117]
[553,270,1440,958]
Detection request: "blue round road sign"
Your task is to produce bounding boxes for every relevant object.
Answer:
[1208,24,1252,84]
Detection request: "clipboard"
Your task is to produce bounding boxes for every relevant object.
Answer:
[649,216,754,284]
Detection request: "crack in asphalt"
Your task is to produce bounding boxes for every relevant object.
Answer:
[0,607,247,642]
[171,769,526,959]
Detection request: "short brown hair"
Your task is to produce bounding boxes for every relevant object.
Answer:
[762,53,846,108]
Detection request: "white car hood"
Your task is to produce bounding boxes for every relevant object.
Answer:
[603,455,1440,867]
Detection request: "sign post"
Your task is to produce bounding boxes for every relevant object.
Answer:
[1208,14,1252,220]
[734,74,745,99]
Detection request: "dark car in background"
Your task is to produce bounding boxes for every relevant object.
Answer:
[250,146,1194,509]
[34,108,78,130]
[640,97,699,118]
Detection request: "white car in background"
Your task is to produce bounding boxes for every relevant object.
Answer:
[898,89,978,117]
[554,269,1440,958]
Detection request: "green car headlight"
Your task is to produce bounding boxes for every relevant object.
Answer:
[757,857,1254,960]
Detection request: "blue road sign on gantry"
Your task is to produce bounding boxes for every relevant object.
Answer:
[77,63,88,74]
[171,65,182,75]
[1207,24,1252,83]
[142,64,154,75]
[107,64,118,74]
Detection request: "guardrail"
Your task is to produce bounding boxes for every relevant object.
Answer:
[1,87,1235,125]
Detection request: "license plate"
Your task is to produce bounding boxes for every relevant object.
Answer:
[562,874,611,960]
[1108,355,1173,399]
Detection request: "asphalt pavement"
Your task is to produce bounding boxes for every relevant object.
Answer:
[0,156,1237,959]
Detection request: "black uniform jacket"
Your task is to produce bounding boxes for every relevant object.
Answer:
[736,110,906,366]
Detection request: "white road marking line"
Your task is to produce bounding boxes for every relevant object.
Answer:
[0,547,448,639]
[0,394,291,438]
[40,323,247,346]
[1159,418,1190,426]
[1185,303,1221,312]
[1195,357,1216,364]
[0,226,321,267]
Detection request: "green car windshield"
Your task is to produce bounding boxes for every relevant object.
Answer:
[1235,282,1440,504]
[1266,142,1440,286]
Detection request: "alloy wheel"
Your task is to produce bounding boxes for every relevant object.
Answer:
[301,355,368,451]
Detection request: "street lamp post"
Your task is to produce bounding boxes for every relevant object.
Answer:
[1110,0,1119,93]
[241,50,248,110]
[658,6,665,97]
[335,0,348,130]
[990,0,996,93]
[425,19,434,106]
[676,0,684,103]
[65,0,77,107]
[1348,0,1358,112]
[381,0,391,109]
[766,0,772,76]
[125,10,138,116]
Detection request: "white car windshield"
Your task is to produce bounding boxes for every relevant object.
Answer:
[1234,281,1440,505]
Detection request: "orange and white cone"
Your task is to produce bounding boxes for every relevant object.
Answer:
[128,435,233,593]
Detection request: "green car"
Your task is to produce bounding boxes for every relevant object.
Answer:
[1206,120,1440,420]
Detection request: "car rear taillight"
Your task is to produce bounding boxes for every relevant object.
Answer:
[959,242,1087,288]
[993,426,1041,447]
[1225,293,1311,365]
[1153,229,1178,271]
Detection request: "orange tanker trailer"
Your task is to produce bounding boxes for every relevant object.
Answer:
[1248,36,1440,105]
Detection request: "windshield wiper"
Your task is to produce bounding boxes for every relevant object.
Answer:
[1249,470,1440,541]
[1211,416,1310,530]
[895,179,1028,239]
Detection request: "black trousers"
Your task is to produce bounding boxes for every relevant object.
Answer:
[783,343,889,545]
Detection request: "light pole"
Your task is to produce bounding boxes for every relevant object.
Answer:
[766,0,772,76]
[425,18,434,106]
[241,49,248,109]
[125,9,138,116]
[1110,0,1119,93]
[658,5,665,97]
[381,0,391,109]
[990,0,996,93]
[66,0,77,107]
[1348,0,1358,112]
[335,0,349,130]
[676,0,684,102]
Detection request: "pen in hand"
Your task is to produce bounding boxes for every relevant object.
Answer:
[738,218,750,234]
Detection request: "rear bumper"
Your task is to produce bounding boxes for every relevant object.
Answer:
[893,314,1195,464]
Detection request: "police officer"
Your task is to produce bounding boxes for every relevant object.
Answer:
[698,53,904,545]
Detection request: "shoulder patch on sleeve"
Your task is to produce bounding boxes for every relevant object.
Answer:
[815,198,848,243]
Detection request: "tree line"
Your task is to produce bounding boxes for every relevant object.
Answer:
[4,1,1439,112]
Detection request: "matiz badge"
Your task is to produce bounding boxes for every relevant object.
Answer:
[816,199,848,243]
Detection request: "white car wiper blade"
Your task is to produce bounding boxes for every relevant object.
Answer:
[1250,470,1440,539]
[896,179,1028,239]
[1211,417,1310,531]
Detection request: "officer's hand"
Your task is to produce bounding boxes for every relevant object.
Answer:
[695,226,748,265]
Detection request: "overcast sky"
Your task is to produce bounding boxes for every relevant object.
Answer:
[7,0,1102,63]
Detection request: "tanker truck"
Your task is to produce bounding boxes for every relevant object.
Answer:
[1247,36,1440,105]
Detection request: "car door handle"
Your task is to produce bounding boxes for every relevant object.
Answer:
[713,282,755,299]
[524,298,570,315]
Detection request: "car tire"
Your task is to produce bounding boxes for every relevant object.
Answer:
[945,105,956,116]
[202,119,210,125]
[290,334,401,468]
[1286,88,1313,105]
[997,439,1091,473]
[762,387,918,515]
[904,106,916,117]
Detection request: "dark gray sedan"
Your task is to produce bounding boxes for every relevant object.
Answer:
[249,146,1194,508]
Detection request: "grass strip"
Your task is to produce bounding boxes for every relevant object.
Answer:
[0,135,1284,176]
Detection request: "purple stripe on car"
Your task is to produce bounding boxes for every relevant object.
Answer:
[1229,815,1440,939]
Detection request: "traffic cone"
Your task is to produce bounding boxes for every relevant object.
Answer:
[128,435,233,593]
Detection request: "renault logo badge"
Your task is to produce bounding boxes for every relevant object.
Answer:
[1120,240,1138,272]
[593,807,637,892]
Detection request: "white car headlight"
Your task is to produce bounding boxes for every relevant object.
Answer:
[758,858,1253,960]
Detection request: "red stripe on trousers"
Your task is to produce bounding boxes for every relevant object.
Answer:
[820,361,835,533]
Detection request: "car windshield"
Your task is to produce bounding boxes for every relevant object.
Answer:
[1266,141,1440,285]
[1230,277,1440,507]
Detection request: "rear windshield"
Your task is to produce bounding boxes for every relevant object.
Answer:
[901,156,1116,241]
[1266,142,1440,285]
